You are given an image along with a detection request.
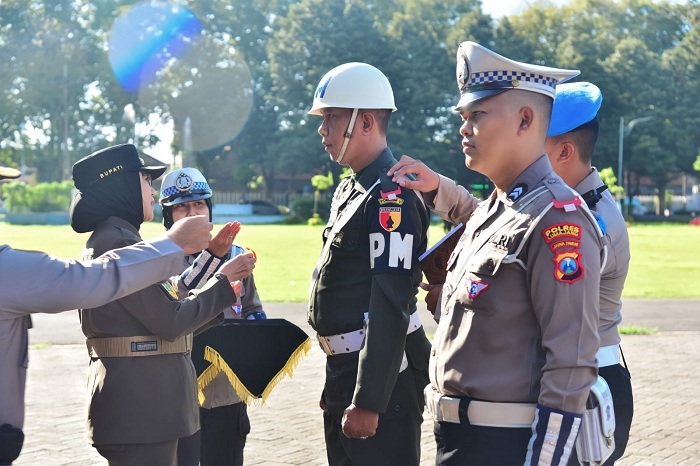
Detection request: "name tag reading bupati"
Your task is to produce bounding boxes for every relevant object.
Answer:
[131,341,158,352]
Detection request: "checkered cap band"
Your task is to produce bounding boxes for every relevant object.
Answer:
[470,70,557,89]
[162,181,211,199]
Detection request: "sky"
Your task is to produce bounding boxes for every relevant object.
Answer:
[480,0,571,18]
[480,0,687,18]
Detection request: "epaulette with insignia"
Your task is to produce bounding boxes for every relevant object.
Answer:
[543,173,581,212]
[159,281,180,301]
[377,169,405,206]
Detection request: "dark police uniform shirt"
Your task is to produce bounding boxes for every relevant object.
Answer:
[428,155,604,414]
[79,216,236,445]
[309,148,431,414]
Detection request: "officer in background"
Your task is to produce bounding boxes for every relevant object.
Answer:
[307,63,431,465]
[545,83,633,465]
[0,165,215,465]
[391,42,605,465]
[390,82,634,465]
[160,168,262,466]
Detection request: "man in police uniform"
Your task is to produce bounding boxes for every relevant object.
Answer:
[389,42,605,465]
[390,82,634,465]
[307,63,431,465]
[545,82,633,465]
[0,166,216,465]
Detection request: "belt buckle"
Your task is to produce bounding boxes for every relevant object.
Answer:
[316,334,333,355]
[428,389,445,422]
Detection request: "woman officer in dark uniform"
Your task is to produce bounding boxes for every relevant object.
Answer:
[69,144,250,466]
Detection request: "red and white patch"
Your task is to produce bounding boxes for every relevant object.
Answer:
[466,276,490,299]
[552,196,582,212]
[380,186,402,200]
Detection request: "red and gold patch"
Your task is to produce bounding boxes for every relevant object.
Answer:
[553,250,584,284]
[542,223,582,243]
[379,206,401,232]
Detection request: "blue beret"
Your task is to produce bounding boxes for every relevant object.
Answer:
[547,82,602,137]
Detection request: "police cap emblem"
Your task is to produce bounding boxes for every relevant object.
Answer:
[175,172,194,191]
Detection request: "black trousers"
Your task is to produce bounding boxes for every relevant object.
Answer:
[322,363,425,466]
[568,363,634,465]
[324,404,423,466]
[176,403,250,466]
[433,414,531,466]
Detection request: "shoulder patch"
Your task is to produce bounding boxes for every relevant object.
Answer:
[552,250,584,284]
[379,206,401,232]
[542,223,582,251]
[159,281,180,301]
[542,223,582,243]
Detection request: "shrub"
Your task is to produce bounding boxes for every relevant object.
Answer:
[3,180,74,213]
[307,213,325,226]
[290,197,331,222]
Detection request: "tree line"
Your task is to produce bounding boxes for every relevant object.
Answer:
[1,0,699,212]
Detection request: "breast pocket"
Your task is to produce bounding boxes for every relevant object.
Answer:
[451,245,509,315]
[331,223,360,252]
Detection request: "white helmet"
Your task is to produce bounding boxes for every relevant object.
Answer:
[160,168,213,229]
[160,168,212,207]
[308,62,397,116]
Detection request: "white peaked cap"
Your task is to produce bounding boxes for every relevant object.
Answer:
[455,41,580,110]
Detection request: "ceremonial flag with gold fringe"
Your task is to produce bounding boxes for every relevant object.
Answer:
[192,319,311,405]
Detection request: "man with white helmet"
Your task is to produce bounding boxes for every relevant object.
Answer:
[307,62,431,465]
[159,168,261,466]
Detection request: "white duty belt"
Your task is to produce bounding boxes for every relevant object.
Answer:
[86,334,193,358]
[596,345,621,368]
[424,385,536,428]
[316,311,422,356]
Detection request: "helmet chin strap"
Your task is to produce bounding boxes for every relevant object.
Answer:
[334,108,359,164]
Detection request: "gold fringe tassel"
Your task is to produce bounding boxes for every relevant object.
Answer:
[197,337,312,406]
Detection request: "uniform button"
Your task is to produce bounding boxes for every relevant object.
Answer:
[393,404,401,412]
[340,335,345,339]
[348,239,355,246]
[431,348,436,356]
[548,179,556,184]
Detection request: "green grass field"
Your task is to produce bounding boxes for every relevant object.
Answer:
[1,222,698,301]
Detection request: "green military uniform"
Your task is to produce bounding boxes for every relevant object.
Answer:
[309,148,431,466]
[80,216,236,464]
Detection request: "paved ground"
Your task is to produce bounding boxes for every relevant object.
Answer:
[16,299,700,466]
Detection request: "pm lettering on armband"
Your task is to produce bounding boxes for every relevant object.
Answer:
[369,232,414,271]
